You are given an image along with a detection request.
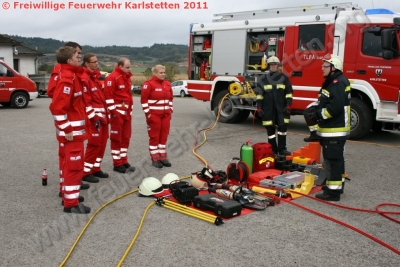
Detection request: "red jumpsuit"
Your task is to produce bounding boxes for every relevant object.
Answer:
[48,64,95,193]
[81,68,109,176]
[47,64,63,194]
[140,76,173,162]
[104,66,133,167]
[49,64,88,208]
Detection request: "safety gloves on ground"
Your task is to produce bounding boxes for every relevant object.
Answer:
[284,105,292,115]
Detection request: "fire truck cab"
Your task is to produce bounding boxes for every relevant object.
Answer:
[187,3,400,139]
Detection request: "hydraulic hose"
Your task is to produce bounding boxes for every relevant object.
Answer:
[192,93,228,167]
[287,198,400,256]
[249,41,260,53]
[258,40,268,52]
[117,201,156,267]
[59,188,140,267]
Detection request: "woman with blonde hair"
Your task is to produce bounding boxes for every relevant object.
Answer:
[140,65,173,168]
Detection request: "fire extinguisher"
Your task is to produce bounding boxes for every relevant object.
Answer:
[240,139,253,174]
[204,61,209,80]
[200,61,206,80]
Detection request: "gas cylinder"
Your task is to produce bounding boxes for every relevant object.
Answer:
[240,139,253,174]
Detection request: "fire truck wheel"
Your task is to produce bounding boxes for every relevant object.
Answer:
[0,102,12,107]
[350,98,372,140]
[11,92,29,109]
[213,91,239,123]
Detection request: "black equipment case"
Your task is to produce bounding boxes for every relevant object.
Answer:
[193,194,242,218]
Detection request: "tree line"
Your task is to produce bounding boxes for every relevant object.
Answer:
[10,35,188,82]
[10,35,188,63]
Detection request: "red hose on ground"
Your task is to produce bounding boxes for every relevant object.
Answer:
[284,190,400,256]
[287,200,400,255]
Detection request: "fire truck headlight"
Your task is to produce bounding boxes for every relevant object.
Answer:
[245,20,249,25]
[316,15,320,21]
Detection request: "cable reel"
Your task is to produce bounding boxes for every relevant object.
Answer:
[259,39,268,52]
[249,41,260,53]
[227,157,250,184]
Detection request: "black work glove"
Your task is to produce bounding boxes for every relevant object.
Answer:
[283,105,291,115]
[313,109,323,122]
[256,106,264,115]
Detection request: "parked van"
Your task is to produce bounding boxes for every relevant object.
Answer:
[0,60,38,108]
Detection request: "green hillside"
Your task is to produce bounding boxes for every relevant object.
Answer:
[9,35,189,73]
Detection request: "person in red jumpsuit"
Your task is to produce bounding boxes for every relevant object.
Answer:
[141,65,173,168]
[81,53,109,183]
[47,42,90,200]
[49,46,91,214]
[104,58,136,173]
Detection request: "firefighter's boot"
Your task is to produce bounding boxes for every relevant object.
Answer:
[278,133,291,156]
[315,191,340,201]
[123,163,136,172]
[151,153,163,168]
[159,153,172,167]
[304,131,319,142]
[152,161,163,168]
[63,203,91,214]
[113,165,127,173]
[266,127,278,155]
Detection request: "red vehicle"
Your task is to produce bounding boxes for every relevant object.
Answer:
[0,60,37,108]
[186,3,400,139]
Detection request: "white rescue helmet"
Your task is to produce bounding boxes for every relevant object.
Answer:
[138,177,163,196]
[322,54,343,71]
[267,56,280,65]
[161,173,180,188]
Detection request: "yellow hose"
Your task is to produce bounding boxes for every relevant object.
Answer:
[59,188,139,267]
[249,41,260,53]
[192,93,228,168]
[117,201,156,267]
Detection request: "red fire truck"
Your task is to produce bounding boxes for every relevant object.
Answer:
[186,3,400,139]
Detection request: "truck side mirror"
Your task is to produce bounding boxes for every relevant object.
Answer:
[382,50,394,60]
[6,69,14,77]
[381,29,393,50]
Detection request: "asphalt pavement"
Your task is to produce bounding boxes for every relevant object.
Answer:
[0,96,399,267]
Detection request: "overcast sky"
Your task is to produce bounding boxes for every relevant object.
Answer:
[1,0,399,47]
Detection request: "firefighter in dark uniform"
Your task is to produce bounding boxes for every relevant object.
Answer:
[313,54,351,201]
[255,56,293,156]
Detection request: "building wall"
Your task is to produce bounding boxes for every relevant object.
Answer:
[0,45,14,66]
[14,55,37,76]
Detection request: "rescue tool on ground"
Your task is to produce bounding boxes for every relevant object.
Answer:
[208,185,267,210]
